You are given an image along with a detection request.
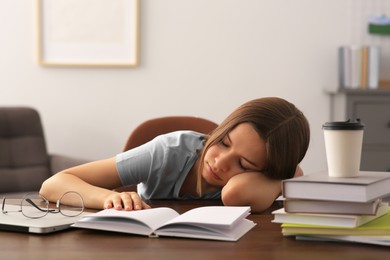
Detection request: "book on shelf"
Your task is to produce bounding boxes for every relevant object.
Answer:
[72,206,256,242]
[281,206,390,236]
[281,171,390,203]
[367,46,380,89]
[360,46,369,88]
[283,198,382,215]
[338,46,350,88]
[338,45,380,89]
[350,46,361,88]
[272,202,388,228]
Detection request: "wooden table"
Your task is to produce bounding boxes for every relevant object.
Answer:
[1,199,389,259]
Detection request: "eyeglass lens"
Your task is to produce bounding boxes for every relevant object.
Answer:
[20,192,84,218]
[21,193,49,218]
[58,192,84,217]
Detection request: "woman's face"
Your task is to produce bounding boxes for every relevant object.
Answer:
[202,123,267,187]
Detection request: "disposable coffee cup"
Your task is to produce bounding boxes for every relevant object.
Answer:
[322,119,365,178]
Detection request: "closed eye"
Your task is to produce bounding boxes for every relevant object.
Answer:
[220,133,262,172]
[239,161,251,171]
[219,136,230,148]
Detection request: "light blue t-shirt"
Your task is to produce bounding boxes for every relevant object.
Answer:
[115,131,221,200]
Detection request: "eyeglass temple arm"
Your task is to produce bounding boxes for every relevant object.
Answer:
[25,198,52,213]
[2,197,23,214]
[1,197,5,212]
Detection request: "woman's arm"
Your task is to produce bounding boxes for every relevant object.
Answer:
[221,172,281,213]
[221,166,304,212]
[39,157,150,210]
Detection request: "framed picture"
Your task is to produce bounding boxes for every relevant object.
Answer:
[35,0,139,67]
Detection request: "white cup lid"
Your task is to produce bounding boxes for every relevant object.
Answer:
[322,118,365,130]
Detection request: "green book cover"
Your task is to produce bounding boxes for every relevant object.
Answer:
[282,207,390,236]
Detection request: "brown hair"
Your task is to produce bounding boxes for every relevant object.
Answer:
[197,97,310,194]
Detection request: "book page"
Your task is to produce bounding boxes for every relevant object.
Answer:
[161,206,251,229]
[80,207,179,231]
[156,219,256,242]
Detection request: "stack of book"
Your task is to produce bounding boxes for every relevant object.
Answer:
[338,45,380,89]
[272,171,390,246]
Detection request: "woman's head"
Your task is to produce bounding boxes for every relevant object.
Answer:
[199,97,310,186]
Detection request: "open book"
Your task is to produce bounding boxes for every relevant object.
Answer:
[72,206,256,242]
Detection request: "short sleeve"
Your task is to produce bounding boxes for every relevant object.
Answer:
[115,131,206,200]
[115,136,165,186]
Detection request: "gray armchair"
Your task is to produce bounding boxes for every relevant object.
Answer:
[0,107,88,195]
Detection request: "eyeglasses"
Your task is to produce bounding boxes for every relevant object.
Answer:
[2,191,84,219]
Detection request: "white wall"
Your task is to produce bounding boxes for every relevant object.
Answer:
[1,0,381,174]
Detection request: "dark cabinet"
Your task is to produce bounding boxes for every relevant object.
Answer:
[328,89,390,171]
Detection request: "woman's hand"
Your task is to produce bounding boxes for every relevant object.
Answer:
[294,165,304,177]
[104,192,151,211]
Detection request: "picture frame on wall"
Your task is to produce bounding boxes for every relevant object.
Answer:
[35,0,139,67]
